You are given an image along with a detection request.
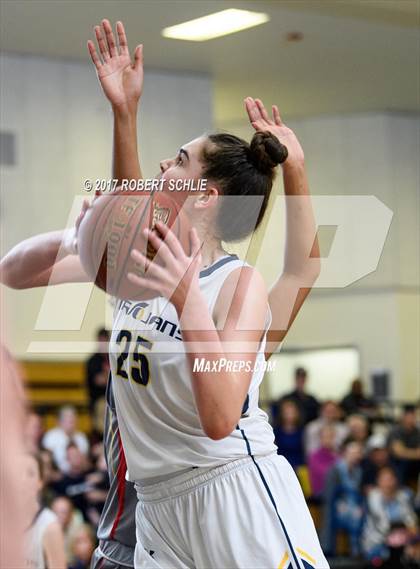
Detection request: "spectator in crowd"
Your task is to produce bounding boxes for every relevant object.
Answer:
[23,453,66,569]
[90,395,106,448]
[273,399,305,470]
[51,496,85,566]
[388,404,420,484]
[321,441,365,557]
[308,425,339,498]
[52,442,91,518]
[340,378,376,417]
[344,413,371,446]
[39,448,61,504]
[0,344,27,569]
[25,411,44,453]
[68,524,96,569]
[281,367,320,424]
[85,327,110,414]
[371,523,417,569]
[305,400,348,455]
[42,406,89,473]
[415,474,420,516]
[403,533,420,569]
[361,433,391,492]
[362,467,417,563]
[84,448,109,527]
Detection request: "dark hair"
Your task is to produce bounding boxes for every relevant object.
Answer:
[295,367,307,379]
[30,452,45,482]
[278,398,302,428]
[376,465,398,484]
[201,131,288,241]
[97,327,109,340]
[66,441,78,452]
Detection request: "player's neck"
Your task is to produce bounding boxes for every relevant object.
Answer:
[194,220,229,269]
[200,240,228,269]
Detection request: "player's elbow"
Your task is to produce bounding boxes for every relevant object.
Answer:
[297,258,321,285]
[308,257,321,282]
[205,427,231,441]
[0,263,23,289]
[202,417,237,441]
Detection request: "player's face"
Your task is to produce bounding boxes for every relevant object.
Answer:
[157,136,221,230]
[158,137,207,194]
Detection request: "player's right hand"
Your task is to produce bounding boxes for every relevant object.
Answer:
[244,97,304,167]
[87,20,143,110]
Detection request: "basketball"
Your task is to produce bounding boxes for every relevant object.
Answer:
[78,191,190,300]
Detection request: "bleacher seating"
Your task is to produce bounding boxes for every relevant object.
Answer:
[22,360,91,432]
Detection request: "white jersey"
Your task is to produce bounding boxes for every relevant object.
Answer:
[110,254,276,482]
[24,507,57,569]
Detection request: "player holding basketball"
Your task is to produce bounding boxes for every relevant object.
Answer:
[87,20,327,569]
[0,19,326,569]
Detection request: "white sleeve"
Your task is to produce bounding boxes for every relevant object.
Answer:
[77,433,90,455]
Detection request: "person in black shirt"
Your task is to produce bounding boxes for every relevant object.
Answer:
[340,378,376,417]
[281,367,320,425]
[388,405,420,485]
[361,433,391,492]
[52,443,91,519]
[85,328,110,414]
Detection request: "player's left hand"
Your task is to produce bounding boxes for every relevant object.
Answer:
[128,222,202,311]
[88,19,143,110]
[244,97,305,166]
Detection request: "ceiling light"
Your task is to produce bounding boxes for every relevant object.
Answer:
[162,9,270,42]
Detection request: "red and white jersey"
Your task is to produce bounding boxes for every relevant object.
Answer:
[110,255,276,482]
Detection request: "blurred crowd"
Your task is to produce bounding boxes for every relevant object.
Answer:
[25,349,420,568]
[272,368,420,568]
[25,406,106,568]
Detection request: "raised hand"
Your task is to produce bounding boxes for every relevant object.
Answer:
[244,97,304,166]
[87,20,143,109]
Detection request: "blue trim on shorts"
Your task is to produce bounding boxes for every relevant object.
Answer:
[236,425,303,569]
[241,394,250,416]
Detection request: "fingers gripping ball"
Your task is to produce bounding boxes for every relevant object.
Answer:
[78,192,190,300]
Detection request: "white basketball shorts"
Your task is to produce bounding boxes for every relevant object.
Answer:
[133,453,329,569]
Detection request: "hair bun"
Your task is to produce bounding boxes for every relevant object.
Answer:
[249,131,288,174]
